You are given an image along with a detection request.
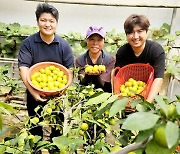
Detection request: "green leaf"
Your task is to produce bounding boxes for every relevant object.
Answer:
[0,86,12,94]
[109,97,128,118]
[38,121,47,126]
[0,101,14,114]
[80,41,87,48]
[69,138,85,151]
[175,102,180,115]
[34,106,41,113]
[7,23,20,32]
[18,25,38,35]
[4,147,15,153]
[164,34,175,42]
[2,47,13,54]
[36,140,51,148]
[104,45,112,53]
[172,55,180,61]
[97,94,118,111]
[102,146,109,153]
[63,125,71,136]
[166,121,179,149]
[104,123,112,134]
[130,98,141,108]
[88,119,103,127]
[175,30,180,36]
[122,112,160,131]
[16,37,25,45]
[118,40,127,46]
[85,93,111,106]
[145,140,176,154]
[0,126,7,136]
[136,104,147,112]
[94,139,104,150]
[95,104,110,117]
[18,131,28,147]
[166,64,179,75]
[105,37,114,43]
[0,112,2,130]
[0,145,6,154]
[53,136,70,150]
[163,45,172,53]
[135,128,154,143]
[0,22,7,33]
[154,95,168,116]
[33,135,41,144]
[105,94,119,104]
[161,23,170,32]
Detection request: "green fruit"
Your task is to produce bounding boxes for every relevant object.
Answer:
[60,150,67,154]
[80,123,88,131]
[82,117,89,121]
[160,104,177,118]
[94,150,101,154]
[125,81,132,87]
[87,109,92,114]
[85,65,93,73]
[79,93,85,98]
[97,119,104,124]
[46,107,52,114]
[154,125,168,148]
[68,102,72,106]
[58,102,62,107]
[79,130,85,136]
[72,108,80,116]
[88,90,95,96]
[31,117,39,124]
[99,65,106,72]
[110,119,116,125]
[160,108,167,117]
[167,104,177,117]
[99,132,105,138]
[128,152,136,154]
[4,141,10,146]
[28,134,35,139]
[28,135,35,141]
[51,105,56,109]
[104,110,110,116]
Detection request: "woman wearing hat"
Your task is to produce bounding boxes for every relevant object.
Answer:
[75,26,115,92]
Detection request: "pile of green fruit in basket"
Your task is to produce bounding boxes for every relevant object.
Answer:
[30,65,68,91]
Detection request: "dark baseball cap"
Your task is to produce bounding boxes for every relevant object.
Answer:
[86,26,106,38]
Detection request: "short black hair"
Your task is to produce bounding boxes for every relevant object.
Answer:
[35,3,59,22]
[124,14,150,35]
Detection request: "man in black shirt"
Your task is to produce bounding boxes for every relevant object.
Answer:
[115,14,165,103]
[18,3,74,143]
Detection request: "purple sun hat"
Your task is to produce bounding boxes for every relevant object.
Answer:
[86,26,106,38]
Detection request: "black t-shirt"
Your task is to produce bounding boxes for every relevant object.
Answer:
[18,32,75,104]
[18,32,74,68]
[115,40,165,78]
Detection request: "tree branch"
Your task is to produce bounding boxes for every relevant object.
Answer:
[111,136,153,154]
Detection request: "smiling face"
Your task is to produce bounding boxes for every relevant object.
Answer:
[126,25,148,53]
[87,34,104,54]
[37,13,58,37]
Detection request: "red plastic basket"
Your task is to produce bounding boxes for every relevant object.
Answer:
[112,63,154,99]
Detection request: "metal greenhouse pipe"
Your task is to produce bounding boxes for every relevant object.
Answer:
[25,0,180,8]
